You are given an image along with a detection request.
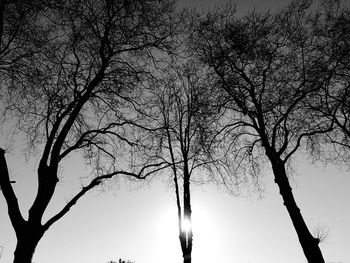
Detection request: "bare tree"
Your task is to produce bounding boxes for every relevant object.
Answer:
[0,1,177,262]
[189,1,340,262]
[136,57,235,263]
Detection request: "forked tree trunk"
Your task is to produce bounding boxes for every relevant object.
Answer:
[181,167,193,263]
[268,155,325,263]
[1,149,53,263]
[179,195,193,263]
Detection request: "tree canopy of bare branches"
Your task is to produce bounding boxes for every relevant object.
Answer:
[133,53,238,263]
[188,0,347,262]
[0,1,178,262]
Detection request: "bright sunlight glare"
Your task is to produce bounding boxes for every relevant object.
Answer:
[154,203,221,263]
[181,218,192,233]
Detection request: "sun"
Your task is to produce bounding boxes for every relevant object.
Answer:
[181,218,192,233]
[154,204,220,263]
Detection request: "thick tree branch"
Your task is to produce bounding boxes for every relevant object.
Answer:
[43,161,169,229]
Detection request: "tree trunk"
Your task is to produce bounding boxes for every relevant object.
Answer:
[180,227,192,263]
[181,168,192,263]
[269,156,325,263]
[183,252,191,263]
[13,238,40,263]
[13,222,45,263]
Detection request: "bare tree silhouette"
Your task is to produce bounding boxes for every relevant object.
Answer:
[188,0,347,262]
[0,1,177,262]
[135,56,235,263]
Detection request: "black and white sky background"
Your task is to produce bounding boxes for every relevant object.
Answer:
[1,1,349,263]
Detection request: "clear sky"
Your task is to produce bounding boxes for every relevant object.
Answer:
[1,1,350,263]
